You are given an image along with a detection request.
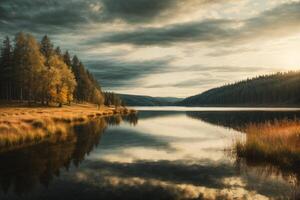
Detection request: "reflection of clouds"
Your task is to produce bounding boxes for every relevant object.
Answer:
[82,159,236,188]
[236,160,298,198]
[90,114,240,163]
[87,126,175,162]
[82,111,297,199]
[69,159,270,200]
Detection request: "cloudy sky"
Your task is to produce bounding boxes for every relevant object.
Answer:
[1,0,300,97]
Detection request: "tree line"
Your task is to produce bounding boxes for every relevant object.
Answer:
[103,92,123,107]
[179,71,300,106]
[0,32,118,107]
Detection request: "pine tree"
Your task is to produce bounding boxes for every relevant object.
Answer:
[63,50,72,68]
[13,32,27,101]
[40,35,54,67]
[55,46,62,57]
[71,55,81,101]
[0,32,104,107]
[0,36,13,100]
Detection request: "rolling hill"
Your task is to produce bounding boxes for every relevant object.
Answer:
[178,71,300,107]
[118,94,183,106]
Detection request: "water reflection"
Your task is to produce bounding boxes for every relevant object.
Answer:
[0,109,300,199]
[187,110,300,131]
[187,110,300,199]
[0,114,137,197]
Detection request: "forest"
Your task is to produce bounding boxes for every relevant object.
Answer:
[0,32,122,107]
[179,71,300,106]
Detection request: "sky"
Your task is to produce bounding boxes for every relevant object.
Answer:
[1,0,300,97]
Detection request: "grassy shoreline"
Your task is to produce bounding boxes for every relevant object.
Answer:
[0,103,136,149]
[234,119,300,168]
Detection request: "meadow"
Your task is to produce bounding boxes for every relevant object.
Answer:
[0,103,135,150]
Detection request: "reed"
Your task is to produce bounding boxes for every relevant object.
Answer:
[234,119,300,167]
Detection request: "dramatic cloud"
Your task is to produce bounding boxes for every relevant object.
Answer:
[0,0,234,35]
[99,0,236,23]
[85,58,171,88]
[0,0,299,97]
[93,19,237,46]
[92,2,300,46]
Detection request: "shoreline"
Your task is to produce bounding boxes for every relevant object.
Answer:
[0,104,137,150]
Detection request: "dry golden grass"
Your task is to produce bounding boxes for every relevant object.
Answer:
[0,103,136,149]
[235,119,300,167]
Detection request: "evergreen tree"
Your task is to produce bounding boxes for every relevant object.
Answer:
[71,56,103,103]
[0,36,13,100]
[104,92,122,107]
[55,46,62,56]
[40,35,54,67]
[13,32,27,101]
[63,50,72,68]
[0,32,104,107]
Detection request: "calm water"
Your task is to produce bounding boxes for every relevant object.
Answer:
[1,107,300,200]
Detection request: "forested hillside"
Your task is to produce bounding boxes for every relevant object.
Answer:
[179,71,300,106]
[118,94,182,106]
[0,33,104,106]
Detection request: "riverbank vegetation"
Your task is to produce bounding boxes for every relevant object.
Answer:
[234,119,300,169]
[0,32,133,150]
[0,104,136,150]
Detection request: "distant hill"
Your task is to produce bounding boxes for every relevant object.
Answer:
[178,71,300,107]
[118,94,183,106]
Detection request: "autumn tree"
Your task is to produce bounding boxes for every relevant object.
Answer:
[45,54,76,106]
[92,88,104,109]
[0,32,104,107]
[23,34,46,104]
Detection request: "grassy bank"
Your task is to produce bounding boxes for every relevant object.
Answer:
[234,119,300,167]
[0,104,136,149]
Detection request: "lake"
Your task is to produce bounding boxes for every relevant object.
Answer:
[1,107,300,200]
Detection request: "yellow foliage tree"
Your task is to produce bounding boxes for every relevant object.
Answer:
[44,54,77,106]
[92,88,104,109]
[21,34,46,103]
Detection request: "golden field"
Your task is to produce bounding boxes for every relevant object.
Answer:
[0,103,136,149]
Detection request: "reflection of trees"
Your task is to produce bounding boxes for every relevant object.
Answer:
[106,113,139,126]
[122,113,138,126]
[0,138,78,195]
[186,111,300,131]
[0,114,138,195]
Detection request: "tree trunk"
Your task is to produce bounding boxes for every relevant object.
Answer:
[28,89,31,106]
[20,87,23,102]
[8,82,12,101]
